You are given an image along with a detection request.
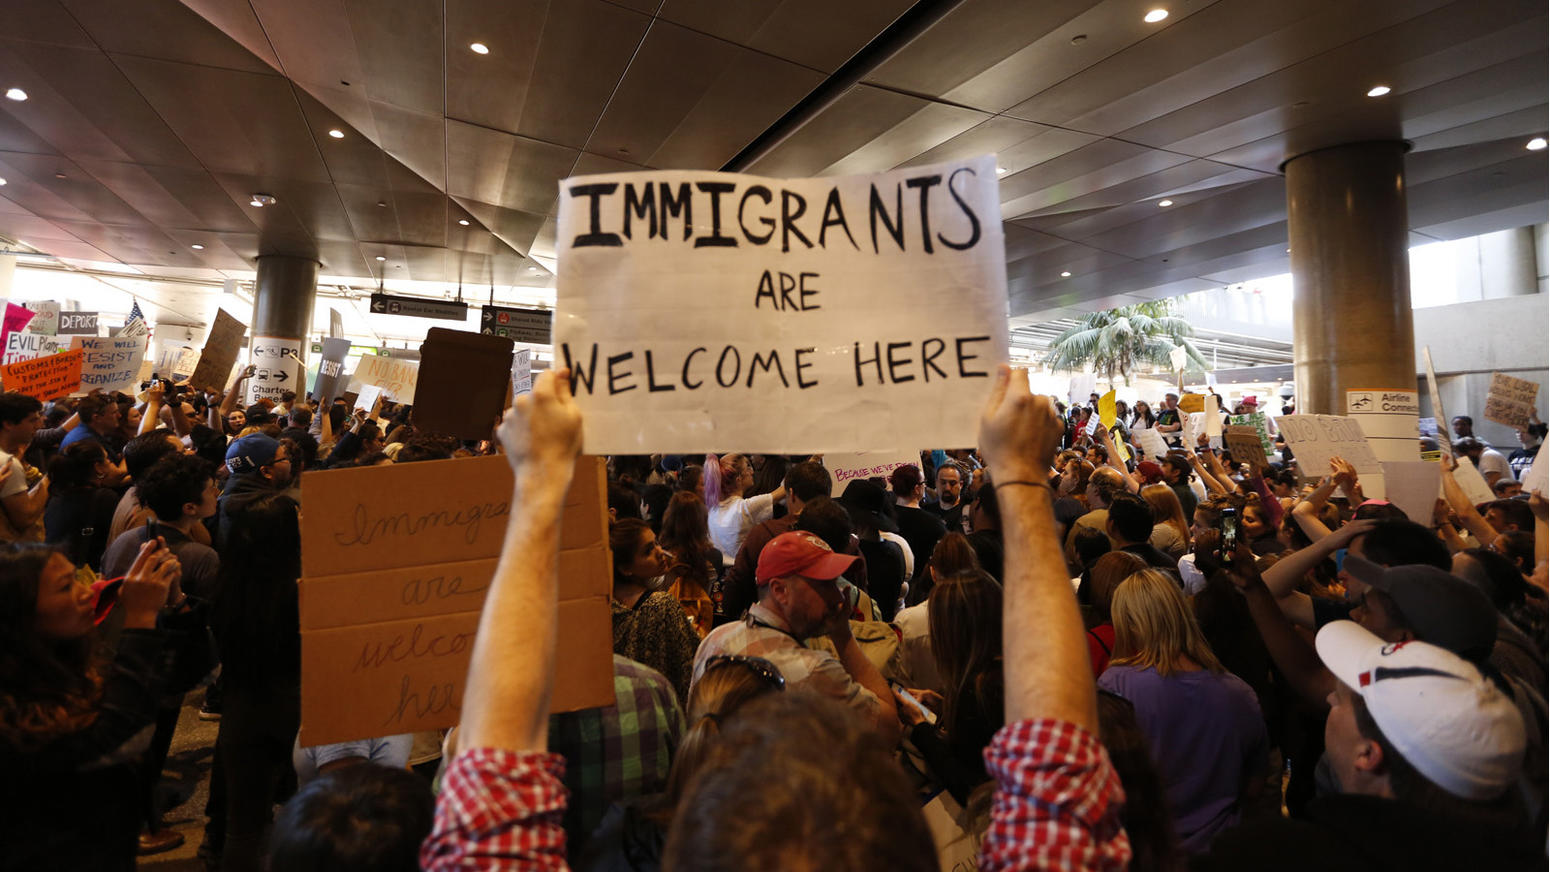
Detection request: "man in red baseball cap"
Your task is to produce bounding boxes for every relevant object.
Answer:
[692,530,900,743]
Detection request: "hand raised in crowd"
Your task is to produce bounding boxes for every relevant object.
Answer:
[978,365,1061,480]
[1528,489,1547,521]
[496,368,582,474]
[118,538,183,630]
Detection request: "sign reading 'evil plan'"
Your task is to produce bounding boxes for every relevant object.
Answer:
[554,156,1009,453]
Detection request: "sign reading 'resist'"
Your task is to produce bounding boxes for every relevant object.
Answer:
[554,155,1009,454]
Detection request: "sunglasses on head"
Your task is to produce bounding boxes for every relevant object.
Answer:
[703,654,786,691]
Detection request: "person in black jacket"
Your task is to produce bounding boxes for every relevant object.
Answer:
[0,538,182,871]
[43,440,122,571]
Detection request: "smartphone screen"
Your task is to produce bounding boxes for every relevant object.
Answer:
[889,681,937,725]
[1219,506,1238,563]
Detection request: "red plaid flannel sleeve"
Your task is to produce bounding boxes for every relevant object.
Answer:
[421,748,571,872]
[980,718,1132,872]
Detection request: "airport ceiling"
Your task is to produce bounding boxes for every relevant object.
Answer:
[0,0,1543,322]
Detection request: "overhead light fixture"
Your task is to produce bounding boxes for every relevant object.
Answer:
[0,177,6,186]
[249,193,277,208]
[1366,85,1391,97]
[191,244,205,250]
[327,129,345,139]
[469,42,489,54]
[1527,137,1547,151]
[1144,8,1168,23]
[1157,199,1173,207]
[4,87,26,101]
[1060,271,1072,278]
[995,166,1008,175]
[457,218,470,226]
[375,255,386,262]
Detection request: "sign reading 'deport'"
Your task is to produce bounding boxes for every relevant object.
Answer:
[554,155,1009,453]
[370,293,468,322]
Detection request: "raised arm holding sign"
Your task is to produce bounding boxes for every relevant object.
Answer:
[554,156,1009,454]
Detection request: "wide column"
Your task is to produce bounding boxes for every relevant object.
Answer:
[1285,141,1415,416]
[247,254,318,405]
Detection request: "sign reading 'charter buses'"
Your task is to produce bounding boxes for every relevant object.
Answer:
[554,155,1010,454]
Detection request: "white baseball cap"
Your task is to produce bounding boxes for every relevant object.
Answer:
[1315,620,1526,801]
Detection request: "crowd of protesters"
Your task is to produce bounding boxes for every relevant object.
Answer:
[0,360,1545,871]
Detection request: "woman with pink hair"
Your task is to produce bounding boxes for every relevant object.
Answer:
[702,453,785,567]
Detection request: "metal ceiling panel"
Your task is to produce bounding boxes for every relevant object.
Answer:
[345,0,444,117]
[0,0,96,49]
[657,0,914,74]
[585,20,826,170]
[73,159,251,232]
[746,84,948,177]
[365,102,446,189]
[445,121,577,216]
[999,139,1193,219]
[0,151,143,225]
[822,100,990,177]
[61,0,276,74]
[244,0,366,93]
[446,0,651,149]
[172,0,285,69]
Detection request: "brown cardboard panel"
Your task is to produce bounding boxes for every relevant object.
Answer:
[298,596,614,746]
[412,327,515,440]
[188,308,246,393]
[300,546,610,631]
[1225,426,1270,470]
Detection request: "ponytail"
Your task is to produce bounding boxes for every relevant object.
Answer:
[702,453,723,505]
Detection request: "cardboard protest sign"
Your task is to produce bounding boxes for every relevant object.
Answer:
[1098,390,1117,429]
[825,450,921,496]
[1380,461,1441,526]
[349,353,419,402]
[1225,426,1270,470]
[1421,347,1450,455]
[189,309,247,392]
[1277,414,1382,486]
[512,348,533,396]
[23,301,59,335]
[57,311,99,335]
[554,155,1009,453]
[4,331,60,364]
[1228,412,1275,457]
[172,347,199,381]
[412,328,514,439]
[298,455,613,745]
[1450,457,1496,507]
[1178,394,1205,414]
[1182,412,1206,450]
[0,348,82,399]
[311,338,352,404]
[1134,428,1169,460]
[1067,373,1097,406]
[1483,372,1538,429]
[69,336,147,394]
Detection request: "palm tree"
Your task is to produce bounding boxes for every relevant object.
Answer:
[1042,300,1208,385]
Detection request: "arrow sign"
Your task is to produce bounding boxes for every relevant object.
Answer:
[369,293,467,322]
[479,305,552,345]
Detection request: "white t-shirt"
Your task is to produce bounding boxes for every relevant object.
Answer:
[1478,448,1512,482]
[1178,553,1207,596]
[708,492,776,564]
[0,449,27,500]
[879,530,915,582]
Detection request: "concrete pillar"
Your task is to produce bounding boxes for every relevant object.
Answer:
[1477,226,1536,299]
[247,255,318,405]
[1285,141,1415,416]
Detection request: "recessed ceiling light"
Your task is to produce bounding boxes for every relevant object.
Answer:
[249,193,276,208]
[0,177,6,186]
[1144,8,1168,23]
[1527,137,1547,151]
[458,218,470,226]
[1158,199,1173,207]
[375,255,386,262]
[191,244,205,250]
[469,42,489,54]
[1060,271,1072,278]
[995,166,1008,175]
[4,87,26,102]
[1366,85,1391,97]
[327,129,345,139]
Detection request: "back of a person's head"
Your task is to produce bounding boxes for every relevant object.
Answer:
[665,693,936,872]
[288,405,314,428]
[784,460,831,503]
[1454,548,1532,614]
[793,496,852,554]
[1352,501,1407,522]
[1359,519,1451,569]
[137,454,214,521]
[1106,493,1154,543]
[123,429,180,480]
[48,440,106,489]
[607,481,643,521]
[270,763,433,872]
[0,391,42,427]
[664,656,785,810]
[929,531,980,577]
[1111,569,1222,676]
[223,493,301,579]
[928,569,1003,732]
[1073,525,1112,566]
[888,463,923,498]
[73,392,112,423]
[393,434,457,464]
[1487,499,1535,532]
[1089,466,1125,504]
[972,480,1000,529]
[1089,551,1146,622]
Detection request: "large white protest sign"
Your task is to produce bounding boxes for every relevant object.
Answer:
[348,354,420,402]
[825,450,921,496]
[1278,414,1382,493]
[1134,428,1169,460]
[1522,447,1547,496]
[4,331,61,364]
[70,336,147,394]
[554,156,1009,453]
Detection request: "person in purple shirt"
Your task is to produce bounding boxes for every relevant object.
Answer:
[1099,568,1267,852]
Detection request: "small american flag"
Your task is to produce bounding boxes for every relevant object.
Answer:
[120,299,149,338]
[128,300,144,322]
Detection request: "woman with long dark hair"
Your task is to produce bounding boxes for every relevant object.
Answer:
[0,539,182,870]
[205,493,303,871]
[656,491,720,637]
[44,439,122,571]
[609,518,701,704]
